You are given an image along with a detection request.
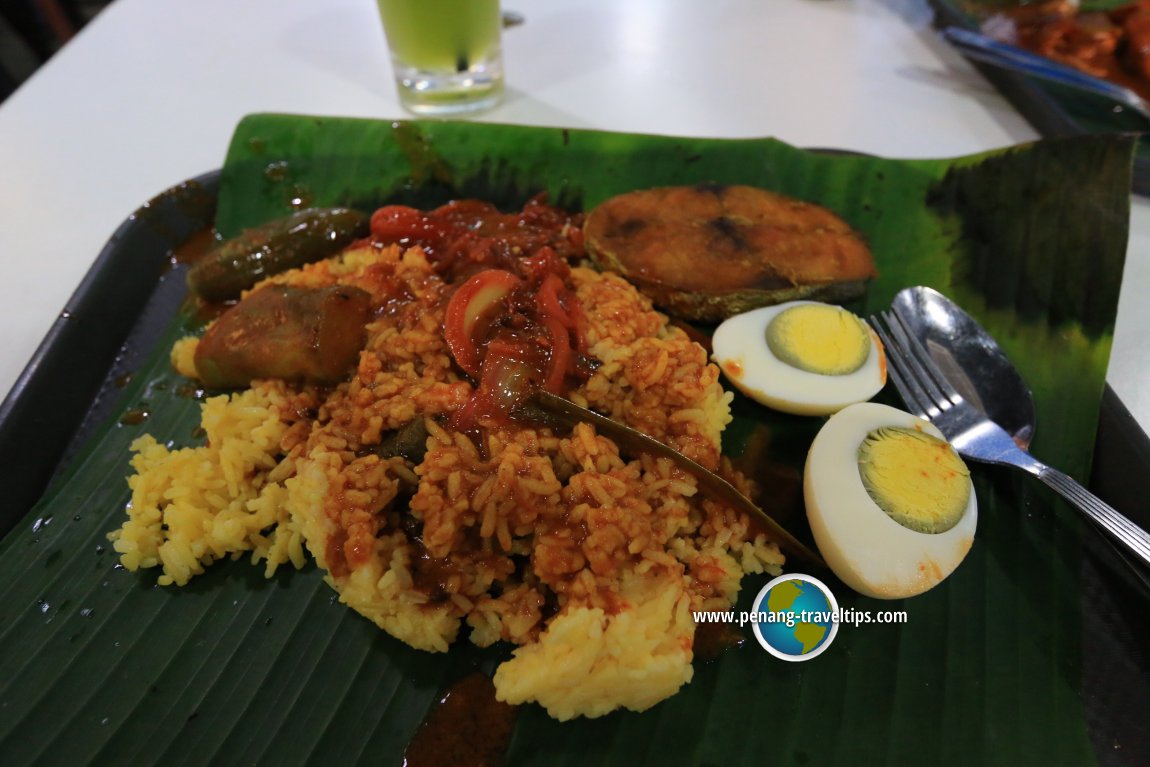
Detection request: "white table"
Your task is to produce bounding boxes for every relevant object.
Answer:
[1,0,1147,431]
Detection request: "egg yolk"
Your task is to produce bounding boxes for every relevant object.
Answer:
[765,304,871,375]
[857,426,971,534]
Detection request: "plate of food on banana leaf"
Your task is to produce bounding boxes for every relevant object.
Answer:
[0,116,1145,766]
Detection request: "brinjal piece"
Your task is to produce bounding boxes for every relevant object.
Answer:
[194,284,372,388]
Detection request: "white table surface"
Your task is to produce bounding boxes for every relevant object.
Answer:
[1,0,1147,435]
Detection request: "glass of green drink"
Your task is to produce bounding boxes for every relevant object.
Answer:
[376,0,504,115]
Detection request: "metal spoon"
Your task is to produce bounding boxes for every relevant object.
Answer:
[889,286,1035,449]
[889,285,1150,587]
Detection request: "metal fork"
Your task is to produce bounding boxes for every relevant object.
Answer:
[870,309,1150,570]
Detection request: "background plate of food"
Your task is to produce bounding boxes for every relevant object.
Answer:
[933,0,1150,196]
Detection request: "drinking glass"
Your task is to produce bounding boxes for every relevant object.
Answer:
[377,0,504,115]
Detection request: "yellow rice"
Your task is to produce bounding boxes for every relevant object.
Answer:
[108,241,784,720]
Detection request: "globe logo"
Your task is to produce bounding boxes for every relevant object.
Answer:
[752,574,839,661]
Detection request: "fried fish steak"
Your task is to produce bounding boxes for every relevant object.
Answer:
[583,184,876,322]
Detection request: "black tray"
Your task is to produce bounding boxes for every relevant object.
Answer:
[1,172,1149,764]
[0,171,218,538]
[929,0,1150,197]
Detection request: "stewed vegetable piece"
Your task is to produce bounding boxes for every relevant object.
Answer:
[194,284,372,387]
[188,208,369,302]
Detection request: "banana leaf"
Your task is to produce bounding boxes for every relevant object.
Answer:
[0,116,1138,766]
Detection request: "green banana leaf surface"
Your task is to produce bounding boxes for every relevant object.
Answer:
[0,115,1138,766]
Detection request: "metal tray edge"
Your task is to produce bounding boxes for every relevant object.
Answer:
[0,171,219,538]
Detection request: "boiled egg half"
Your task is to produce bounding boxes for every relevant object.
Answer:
[804,402,977,599]
[711,301,886,415]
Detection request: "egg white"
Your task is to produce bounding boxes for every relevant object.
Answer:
[711,301,886,416]
[803,402,977,600]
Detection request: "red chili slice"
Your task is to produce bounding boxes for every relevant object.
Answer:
[443,269,522,378]
[535,273,571,326]
[540,314,571,394]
